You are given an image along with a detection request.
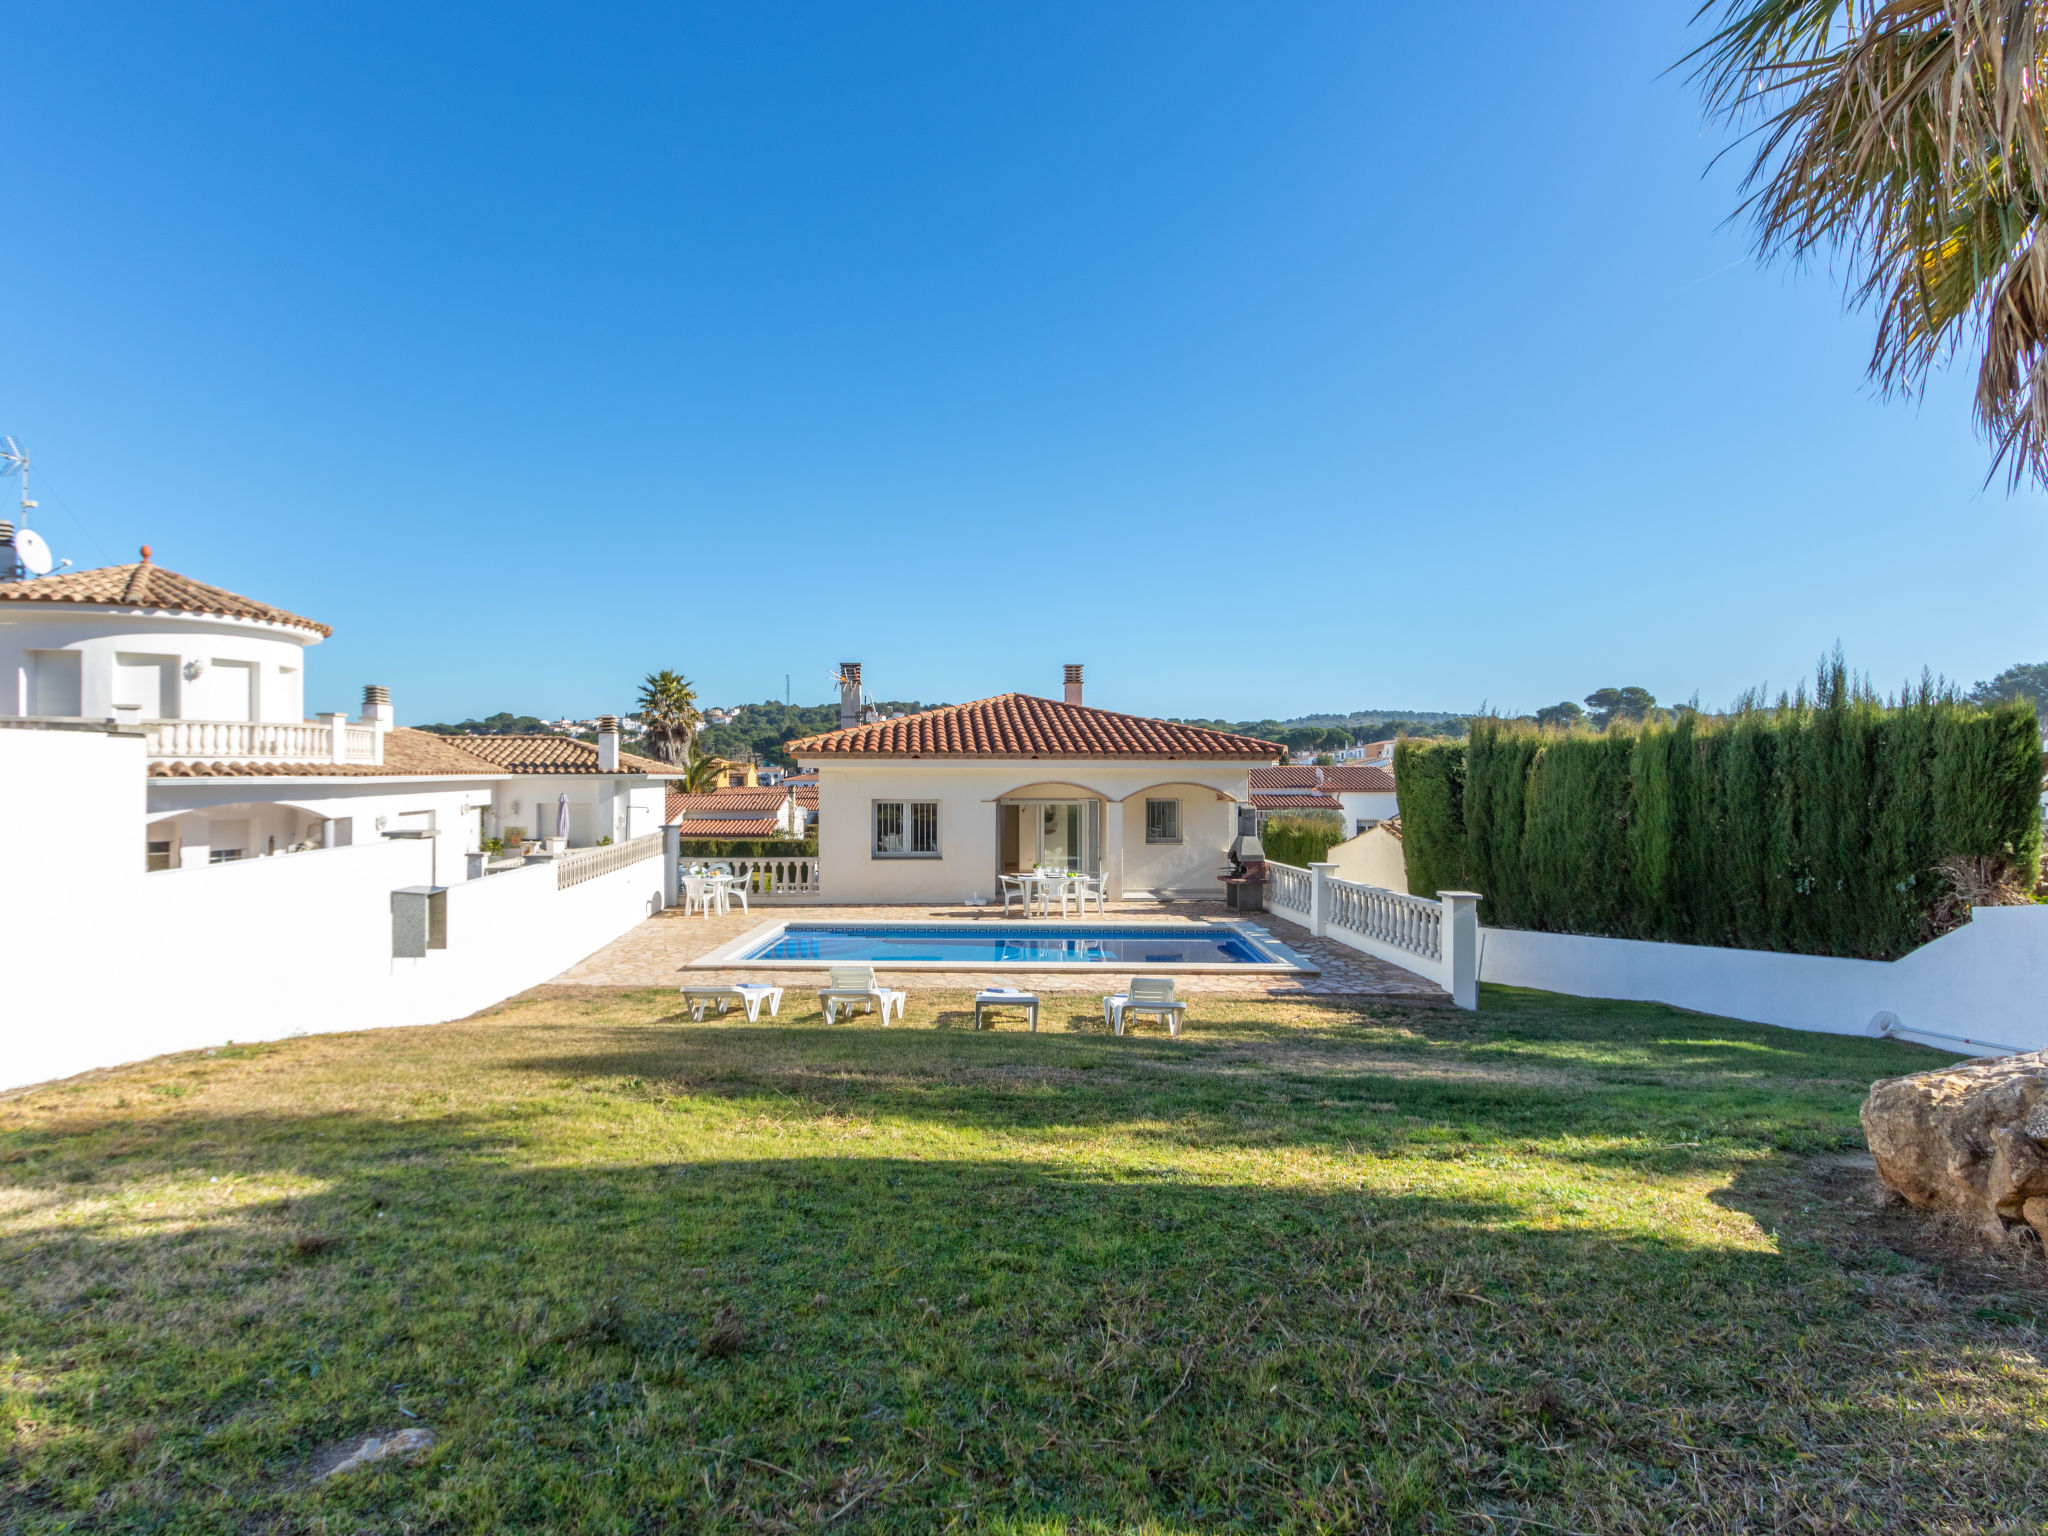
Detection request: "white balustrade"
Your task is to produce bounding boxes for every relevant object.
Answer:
[141,717,385,766]
[557,833,665,890]
[1266,861,1313,917]
[684,854,821,899]
[1324,877,1443,962]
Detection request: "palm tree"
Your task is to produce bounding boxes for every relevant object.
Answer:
[677,745,723,795]
[1693,2,2048,484]
[636,669,702,767]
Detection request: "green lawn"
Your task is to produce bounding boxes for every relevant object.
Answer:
[4,985,2044,1533]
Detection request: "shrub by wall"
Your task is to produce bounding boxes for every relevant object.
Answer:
[676,837,818,858]
[1395,678,2042,960]
[1259,811,1346,869]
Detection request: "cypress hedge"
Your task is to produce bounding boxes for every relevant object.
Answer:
[1395,674,2042,959]
[1258,811,1346,869]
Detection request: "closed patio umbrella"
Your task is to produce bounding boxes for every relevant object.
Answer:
[556,793,569,841]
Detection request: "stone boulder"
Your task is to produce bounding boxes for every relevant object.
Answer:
[1862,1050,2048,1248]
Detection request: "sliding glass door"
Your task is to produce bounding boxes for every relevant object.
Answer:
[999,800,1100,876]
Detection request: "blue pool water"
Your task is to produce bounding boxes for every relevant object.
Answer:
[741,923,1277,965]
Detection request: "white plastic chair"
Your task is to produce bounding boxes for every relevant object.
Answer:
[1000,874,1032,917]
[817,964,907,1025]
[681,875,717,918]
[1072,873,1107,914]
[1039,871,1075,917]
[1104,976,1187,1037]
[708,862,750,915]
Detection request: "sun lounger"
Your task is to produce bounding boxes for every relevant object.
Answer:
[974,986,1040,1031]
[1103,975,1187,1037]
[817,965,907,1025]
[678,983,783,1022]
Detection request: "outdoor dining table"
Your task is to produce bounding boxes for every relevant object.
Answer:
[682,868,737,917]
[1007,870,1087,917]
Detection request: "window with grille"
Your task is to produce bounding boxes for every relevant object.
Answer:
[874,800,940,857]
[1145,798,1181,843]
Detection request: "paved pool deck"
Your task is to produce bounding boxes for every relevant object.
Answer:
[549,898,1445,1000]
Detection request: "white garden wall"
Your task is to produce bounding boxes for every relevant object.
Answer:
[1476,908,2048,1053]
[2,722,669,1091]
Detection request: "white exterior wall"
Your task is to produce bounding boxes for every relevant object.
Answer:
[492,777,667,848]
[1334,789,1399,831]
[1325,825,1409,891]
[2,723,671,1090]
[806,759,1247,903]
[1477,907,2048,1053]
[0,607,319,721]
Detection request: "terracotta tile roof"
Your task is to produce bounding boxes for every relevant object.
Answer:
[1249,764,1396,793]
[0,560,331,636]
[788,694,1284,761]
[1251,792,1343,811]
[671,816,786,838]
[147,727,505,778]
[435,734,676,775]
[143,727,676,779]
[666,785,793,823]
[792,783,818,808]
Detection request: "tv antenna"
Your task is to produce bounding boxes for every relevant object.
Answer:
[0,437,56,577]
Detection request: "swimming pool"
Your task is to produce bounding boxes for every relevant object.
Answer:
[702,921,1317,973]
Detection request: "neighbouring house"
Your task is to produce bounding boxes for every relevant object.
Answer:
[1248,763,1398,836]
[783,770,819,834]
[787,663,1283,902]
[0,543,683,1091]
[0,549,678,869]
[1325,815,1408,892]
[666,783,804,840]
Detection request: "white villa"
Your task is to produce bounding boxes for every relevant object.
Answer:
[0,550,676,869]
[790,664,1284,903]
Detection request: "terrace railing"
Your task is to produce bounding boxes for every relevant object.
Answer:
[1326,879,1441,963]
[1262,859,1478,1010]
[1267,861,1313,919]
[557,833,665,890]
[687,855,821,899]
[143,718,381,766]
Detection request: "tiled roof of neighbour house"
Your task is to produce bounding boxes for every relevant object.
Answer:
[1248,764,1396,793]
[666,785,792,823]
[146,727,507,778]
[792,783,818,808]
[787,695,1285,761]
[1251,792,1344,811]
[670,816,786,839]
[439,734,677,775]
[0,559,332,636]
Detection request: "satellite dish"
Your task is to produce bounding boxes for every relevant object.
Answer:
[13,526,51,576]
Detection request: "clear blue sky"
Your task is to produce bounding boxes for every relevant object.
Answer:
[4,2,2039,724]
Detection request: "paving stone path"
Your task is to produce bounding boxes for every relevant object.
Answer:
[550,898,1445,1000]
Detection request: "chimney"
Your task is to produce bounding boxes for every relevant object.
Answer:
[596,714,620,771]
[838,663,862,731]
[1064,663,1084,706]
[361,683,393,733]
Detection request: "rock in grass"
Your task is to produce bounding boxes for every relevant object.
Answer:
[1862,1050,2048,1247]
[315,1427,435,1481]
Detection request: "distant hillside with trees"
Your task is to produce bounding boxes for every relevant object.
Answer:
[1169,711,1469,755]
[417,712,555,736]
[696,699,942,768]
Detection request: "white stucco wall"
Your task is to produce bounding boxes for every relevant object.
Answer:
[1334,789,1399,831]
[1476,907,2048,1052]
[1,723,673,1090]
[0,607,320,721]
[1325,825,1408,891]
[804,759,1249,903]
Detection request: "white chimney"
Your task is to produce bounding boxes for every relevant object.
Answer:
[596,714,620,771]
[839,663,862,731]
[1064,663,1083,706]
[361,683,393,733]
